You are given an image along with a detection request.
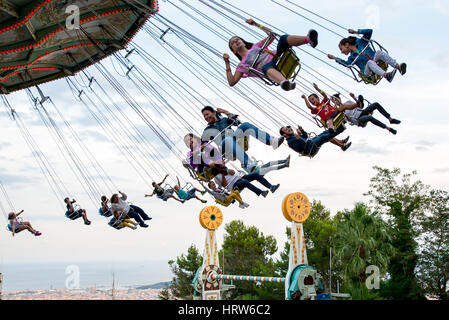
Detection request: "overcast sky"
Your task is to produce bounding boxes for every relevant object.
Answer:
[1,0,449,271]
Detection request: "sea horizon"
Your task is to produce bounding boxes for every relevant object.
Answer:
[0,260,173,293]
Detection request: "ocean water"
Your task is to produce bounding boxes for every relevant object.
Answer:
[0,260,172,292]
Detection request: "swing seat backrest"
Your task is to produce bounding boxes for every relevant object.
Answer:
[275,49,301,81]
[359,60,388,85]
[197,169,215,182]
[319,112,346,129]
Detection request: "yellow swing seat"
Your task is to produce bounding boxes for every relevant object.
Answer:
[359,60,388,85]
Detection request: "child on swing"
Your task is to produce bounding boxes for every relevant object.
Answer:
[224,18,318,91]
[327,28,406,83]
[7,210,41,237]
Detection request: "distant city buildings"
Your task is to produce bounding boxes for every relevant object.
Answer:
[2,287,163,300]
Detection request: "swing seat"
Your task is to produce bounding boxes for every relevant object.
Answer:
[99,207,112,217]
[108,219,124,230]
[313,101,346,131]
[359,60,388,85]
[249,32,301,85]
[157,187,174,201]
[318,112,346,130]
[7,224,24,233]
[275,49,301,82]
[197,168,215,182]
[65,210,82,220]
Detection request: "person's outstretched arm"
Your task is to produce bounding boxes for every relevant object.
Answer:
[313,83,328,101]
[246,19,272,41]
[350,28,373,40]
[160,174,169,185]
[118,191,127,201]
[223,54,243,87]
[301,95,315,112]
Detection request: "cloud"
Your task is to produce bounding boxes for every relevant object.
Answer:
[349,143,391,155]
[432,167,449,174]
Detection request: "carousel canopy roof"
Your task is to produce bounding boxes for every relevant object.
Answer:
[0,0,156,94]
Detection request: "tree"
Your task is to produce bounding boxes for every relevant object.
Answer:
[366,167,427,300]
[332,203,393,300]
[275,201,340,294]
[417,189,449,300]
[166,244,202,300]
[221,220,283,299]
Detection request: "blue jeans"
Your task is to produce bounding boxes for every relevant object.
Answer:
[262,34,290,76]
[233,173,273,196]
[304,130,334,156]
[127,205,150,224]
[221,122,272,166]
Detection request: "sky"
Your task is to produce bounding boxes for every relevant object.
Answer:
[0,0,449,283]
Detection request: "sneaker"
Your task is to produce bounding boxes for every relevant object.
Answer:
[342,136,350,145]
[390,119,401,125]
[280,80,296,92]
[261,190,269,198]
[357,95,365,108]
[307,29,318,48]
[132,225,138,230]
[144,216,152,221]
[270,184,280,193]
[271,136,285,150]
[201,200,207,204]
[242,202,250,208]
[200,190,207,195]
[399,63,407,76]
[140,223,149,228]
[389,128,397,135]
[341,142,352,151]
[34,231,42,236]
[84,220,91,225]
[239,203,247,209]
[385,70,397,83]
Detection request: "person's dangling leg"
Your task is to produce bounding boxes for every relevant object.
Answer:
[222,136,251,169]
[363,102,401,125]
[374,50,398,69]
[366,60,387,77]
[120,221,134,229]
[242,173,277,192]
[225,191,242,205]
[236,123,285,150]
[234,179,263,197]
[130,205,151,221]
[358,115,396,135]
[126,210,145,225]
